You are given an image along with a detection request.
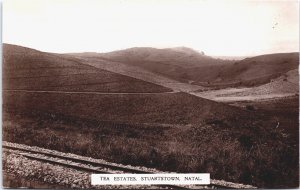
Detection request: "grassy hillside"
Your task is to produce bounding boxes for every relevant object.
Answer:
[75,48,298,87]
[210,52,299,86]
[3,44,171,93]
[222,69,299,96]
[3,91,253,124]
[3,91,298,188]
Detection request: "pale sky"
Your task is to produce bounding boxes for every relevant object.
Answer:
[3,0,299,56]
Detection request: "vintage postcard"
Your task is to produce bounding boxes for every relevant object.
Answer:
[2,0,299,189]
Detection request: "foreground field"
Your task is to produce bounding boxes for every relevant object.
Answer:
[3,92,298,188]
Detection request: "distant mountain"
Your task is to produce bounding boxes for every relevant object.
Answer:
[71,47,233,84]
[72,47,299,87]
[165,46,205,55]
[97,46,231,68]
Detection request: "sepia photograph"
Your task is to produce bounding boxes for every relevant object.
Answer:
[2,0,299,189]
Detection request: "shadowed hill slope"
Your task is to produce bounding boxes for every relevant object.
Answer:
[3,44,171,93]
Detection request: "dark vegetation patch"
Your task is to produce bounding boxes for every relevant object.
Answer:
[231,96,299,141]
[245,105,255,111]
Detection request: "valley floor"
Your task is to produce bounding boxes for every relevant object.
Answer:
[193,88,296,102]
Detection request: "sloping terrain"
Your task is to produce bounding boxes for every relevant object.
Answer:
[194,69,299,102]
[71,47,232,85]
[67,55,204,92]
[210,53,299,86]
[3,44,171,93]
[73,48,298,88]
[226,69,299,96]
[4,91,254,125]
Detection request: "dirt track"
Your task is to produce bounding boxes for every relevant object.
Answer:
[191,87,296,102]
[3,89,178,95]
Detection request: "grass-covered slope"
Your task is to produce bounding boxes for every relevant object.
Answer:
[3,44,171,93]
[3,91,255,125]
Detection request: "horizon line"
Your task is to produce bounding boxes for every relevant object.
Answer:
[3,42,299,59]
